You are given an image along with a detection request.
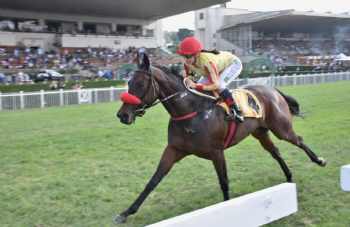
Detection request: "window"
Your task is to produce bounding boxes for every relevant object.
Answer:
[146,29,154,37]
[213,42,216,47]
[213,34,216,38]
[199,13,204,20]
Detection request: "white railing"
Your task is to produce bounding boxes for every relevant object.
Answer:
[1,71,349,111]
[228,71,350,90]
[0,87,126,111]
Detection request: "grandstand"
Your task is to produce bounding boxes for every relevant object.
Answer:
[0,0,231,82]
[195,6,350,63]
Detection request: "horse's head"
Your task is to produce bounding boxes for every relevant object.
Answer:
[117,54,159,125]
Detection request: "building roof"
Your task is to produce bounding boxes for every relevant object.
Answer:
[219,10,350,33]
[0,0,229,20]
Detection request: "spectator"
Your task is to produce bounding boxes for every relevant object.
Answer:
[7,74,11,84]
[97,69,104,78]
[0,71,5,84]
[78,83,84,89]
[72,83,78,89]
[11,71,17,84]
[58,82,66,90]
[17,71,24,81]
[104,68,112,79]
[49,81,57,90]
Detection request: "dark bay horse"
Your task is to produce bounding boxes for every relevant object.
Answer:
[114,54,326,223]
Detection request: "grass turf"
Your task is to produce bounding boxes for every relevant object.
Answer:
[1,81,350,227]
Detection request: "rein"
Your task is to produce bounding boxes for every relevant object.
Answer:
[132,66,186,117]
[125,65,220,120]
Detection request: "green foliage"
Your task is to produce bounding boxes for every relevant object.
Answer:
[177,28,194,41]
[2,68,79,76]
[169,31,180,45]
[1,81,350,226]
[168,44,179,54]
[0,80,126,93]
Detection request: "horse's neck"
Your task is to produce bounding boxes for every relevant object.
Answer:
[156,74,204,118]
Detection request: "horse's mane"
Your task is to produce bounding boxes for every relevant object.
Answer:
[151,64,184,81]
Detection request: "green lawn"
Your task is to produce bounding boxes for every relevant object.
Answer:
[1,81,350,227]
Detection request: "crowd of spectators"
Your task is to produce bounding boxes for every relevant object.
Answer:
[252,38,350,56]
[0,44,183,84]
[251,38,350,65]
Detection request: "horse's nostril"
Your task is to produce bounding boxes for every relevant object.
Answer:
[117,111,129,120]
[122,114,129,120]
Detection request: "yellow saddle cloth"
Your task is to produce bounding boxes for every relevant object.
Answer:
[213,89,262,118]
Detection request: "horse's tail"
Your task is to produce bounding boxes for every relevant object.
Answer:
[275,88,305,118]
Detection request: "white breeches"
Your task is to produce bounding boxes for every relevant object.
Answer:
[197,57,243,93]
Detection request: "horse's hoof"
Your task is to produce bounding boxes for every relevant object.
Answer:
[318,157,327,167]
[113,214,127,223]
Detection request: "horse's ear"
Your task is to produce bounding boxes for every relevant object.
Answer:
[143,53,150,69]
[136,54,141,68]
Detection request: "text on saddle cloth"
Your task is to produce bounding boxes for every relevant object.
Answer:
[212,89,262,118]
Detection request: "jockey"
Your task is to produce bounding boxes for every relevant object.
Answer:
[178,37,244,123]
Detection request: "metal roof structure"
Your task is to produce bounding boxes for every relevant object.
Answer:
[0,0,229,20]
[220,10,350,33]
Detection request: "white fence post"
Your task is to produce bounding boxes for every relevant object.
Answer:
[78,89,81,104]
[0,92,2,111]
[95,88,98,103]
[341,164,350,191]
[88,90,92,104]
[293,74,296,85]
[59,89,63,106]
[313,74,316,84]
[322,73,325,83]
[110,86,114,102]
[20,91,24,109]
[40,90,45,108]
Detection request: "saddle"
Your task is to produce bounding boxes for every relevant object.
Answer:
[213,89,262,118]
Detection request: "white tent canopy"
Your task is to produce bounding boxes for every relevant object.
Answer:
[335,56,350,61]
[335,53,350,61]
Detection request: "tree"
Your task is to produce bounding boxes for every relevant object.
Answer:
[169,31,180,45]
[177,28,194,42]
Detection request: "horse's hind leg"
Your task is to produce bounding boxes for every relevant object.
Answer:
[277,131,327,167]
[252,128,292,182]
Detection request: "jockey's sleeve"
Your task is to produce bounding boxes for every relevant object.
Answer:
[196,62,219,91]
[184,64,194,80]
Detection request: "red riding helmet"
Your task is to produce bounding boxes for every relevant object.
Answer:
[177,37,202,55]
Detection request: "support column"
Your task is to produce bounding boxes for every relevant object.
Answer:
[111,23,117,33]
[14,18,19,30]
[77,21,83,31]
[38,18,45,26]
[141,25,146,36]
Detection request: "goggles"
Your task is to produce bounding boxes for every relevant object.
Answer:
[181,54,194,59]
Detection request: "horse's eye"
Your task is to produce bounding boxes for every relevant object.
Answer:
[137,81,145,87]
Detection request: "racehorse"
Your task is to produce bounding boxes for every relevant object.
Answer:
[114,54,326,223]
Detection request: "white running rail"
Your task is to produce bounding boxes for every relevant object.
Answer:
[1,71,349,111]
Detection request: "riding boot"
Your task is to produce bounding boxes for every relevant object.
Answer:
[219,89,244,123]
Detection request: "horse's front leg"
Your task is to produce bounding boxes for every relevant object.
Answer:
[210,149,230,201]
[113,145,187,223]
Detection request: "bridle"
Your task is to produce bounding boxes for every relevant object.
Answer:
[133,66,185,117]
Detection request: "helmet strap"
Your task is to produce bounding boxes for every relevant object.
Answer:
[192,52,199,65]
